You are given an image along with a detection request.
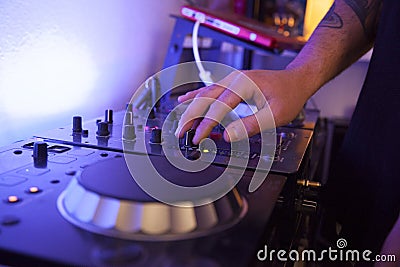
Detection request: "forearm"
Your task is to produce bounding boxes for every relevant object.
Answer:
[286,0,382,99]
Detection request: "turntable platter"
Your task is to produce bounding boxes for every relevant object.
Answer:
[57,156,247,241]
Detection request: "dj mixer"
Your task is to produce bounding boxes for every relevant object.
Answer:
[0,96,320,266]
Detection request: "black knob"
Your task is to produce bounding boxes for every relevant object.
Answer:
[184,129,198,148]
[33,141,48,168]
[72,116,83,133]
[123,125,136,140]
[96,122,110,137]
[124,112,133,125]
[105,109,113,124]
[150,128,162,144]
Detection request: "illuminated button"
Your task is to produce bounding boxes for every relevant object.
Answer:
[27,186,42,194]
[7,195,20,203]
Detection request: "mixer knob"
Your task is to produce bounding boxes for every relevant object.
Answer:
[124,112,133,125]
[150,128,162,144]
[72,116,83,133]
[96,122,110,137]
[123,125,136,140]
[105,109,113,124]
[33,141,48,168]
[33,141,48,159]
[184,129,198,148]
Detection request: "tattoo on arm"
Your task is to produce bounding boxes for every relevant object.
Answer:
[319,3,343,29]
[319,0,382,40]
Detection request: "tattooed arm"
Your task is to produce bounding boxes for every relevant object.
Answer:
[286,0,383,99]
[176,0,383,143]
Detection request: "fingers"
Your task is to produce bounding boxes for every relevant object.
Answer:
[175,70,270,143]
[192,89,243,144]
[223,107,275,142]
[175,84,226,138]
[177,88,202,103]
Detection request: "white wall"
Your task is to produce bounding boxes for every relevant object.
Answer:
[0,0,185,146]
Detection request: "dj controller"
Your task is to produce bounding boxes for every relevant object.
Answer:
[0,94,320,266]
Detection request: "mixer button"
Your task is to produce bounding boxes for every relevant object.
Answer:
[6,195,20,204]
[26,186,42,194]
[13,150,23,155]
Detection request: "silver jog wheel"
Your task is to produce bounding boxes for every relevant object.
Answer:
[57,156,247,241]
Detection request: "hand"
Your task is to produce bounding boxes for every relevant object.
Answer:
[175,69,309,144]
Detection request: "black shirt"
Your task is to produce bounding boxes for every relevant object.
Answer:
[327,0,400,254]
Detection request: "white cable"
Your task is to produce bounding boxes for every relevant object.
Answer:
[192,17,213,85]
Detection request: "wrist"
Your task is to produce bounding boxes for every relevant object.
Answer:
[282,65,322,102]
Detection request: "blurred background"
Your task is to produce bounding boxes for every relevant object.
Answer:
[0,0,370,146]
[0,1,185,146]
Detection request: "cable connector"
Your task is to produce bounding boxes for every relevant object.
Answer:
[194,12,206,23]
